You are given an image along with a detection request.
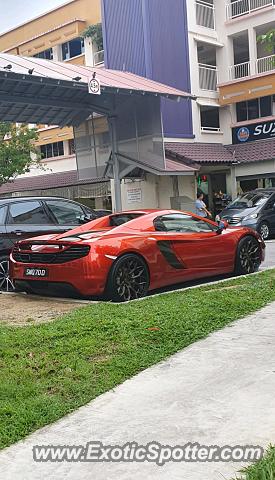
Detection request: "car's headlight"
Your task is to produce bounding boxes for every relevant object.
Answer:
[243,213,258,221]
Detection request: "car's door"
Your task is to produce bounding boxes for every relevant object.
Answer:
[153,213,236,278]
[5,200,60,247]
[43,199,89,233]
[0,206,12,256]
[260,194,275,234]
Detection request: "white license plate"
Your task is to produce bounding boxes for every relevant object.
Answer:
[24,268,48,278]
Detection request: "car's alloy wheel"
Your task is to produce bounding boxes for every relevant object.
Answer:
[258,222,270,241]
[235,236,261,275]
[107,254,149,302]
[0,257,14,292]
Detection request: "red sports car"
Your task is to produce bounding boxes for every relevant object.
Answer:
[10,209,265,301]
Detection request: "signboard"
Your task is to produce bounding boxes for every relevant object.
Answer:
[232,119,275,144]
[88,76,101,95]
[127,188,142,204]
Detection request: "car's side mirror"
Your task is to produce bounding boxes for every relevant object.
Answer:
[77,213,96,224]
[216,220,228,235]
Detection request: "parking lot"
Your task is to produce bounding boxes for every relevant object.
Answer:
[1,240,274,326]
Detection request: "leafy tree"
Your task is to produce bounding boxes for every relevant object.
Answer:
[0,122,40,186]
[81,23,103,50]
[257,29,275,54]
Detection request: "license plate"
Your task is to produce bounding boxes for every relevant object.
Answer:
[24,267,48,278]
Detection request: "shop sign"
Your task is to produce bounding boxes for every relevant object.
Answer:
[127,188,142,204]
[232,119,275,144]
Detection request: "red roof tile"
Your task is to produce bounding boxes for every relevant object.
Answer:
[226,138,275,163]
[165,142,234,163]
[0,170,107,195]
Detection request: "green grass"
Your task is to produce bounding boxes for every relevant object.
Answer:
[1,270,275,449]
[234,446,275,479]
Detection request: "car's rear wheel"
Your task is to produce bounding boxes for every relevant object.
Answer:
[235,236,261,275]
[0,256,14,292]
[106,253,150,302]
[258,221,270,241]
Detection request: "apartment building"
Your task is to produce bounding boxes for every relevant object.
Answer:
[0,0,111,209]
[102,0,275,212]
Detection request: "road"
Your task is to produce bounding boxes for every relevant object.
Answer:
[261,239,275,269]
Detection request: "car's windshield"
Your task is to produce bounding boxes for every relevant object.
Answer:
[227,192,271,209]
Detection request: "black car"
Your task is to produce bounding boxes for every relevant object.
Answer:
[219,188,275,240]
[0,196,106,291]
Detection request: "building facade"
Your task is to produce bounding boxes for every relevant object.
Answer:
[0,0,112,210]
[1,0,275,214]
[102,0,275,213]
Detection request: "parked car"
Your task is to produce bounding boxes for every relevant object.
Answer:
[10,209,265,301]
[217,188,275,240]
[0,196,106,291]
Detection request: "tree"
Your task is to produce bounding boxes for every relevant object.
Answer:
[81,23,103,51]
[0,122,40,186]
[257,29,275,54]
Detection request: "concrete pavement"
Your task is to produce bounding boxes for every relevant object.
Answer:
[1,301,275,479]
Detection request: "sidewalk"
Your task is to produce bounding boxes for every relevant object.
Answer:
[1,302,275,479]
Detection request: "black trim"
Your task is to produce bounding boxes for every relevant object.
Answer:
[157,241,185,269]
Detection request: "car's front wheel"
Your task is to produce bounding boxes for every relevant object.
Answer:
[0,256,14,292]
[258,221,270,241]
[106,253,150,302]
[235,236,262,275]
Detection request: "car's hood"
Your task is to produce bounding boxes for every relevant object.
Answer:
[220,206,259,218]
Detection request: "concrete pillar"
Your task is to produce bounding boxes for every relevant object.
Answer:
[248,27,257,76]
[95,197,104,209]
[52,45,62,62]
[84,37,95,66]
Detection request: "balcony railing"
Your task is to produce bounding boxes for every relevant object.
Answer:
[256,54,275,74]
[229,61,251,79]
[196,1,215,29]
[94,49,104,66]
[226,0,274,20]
[198,63,218,90]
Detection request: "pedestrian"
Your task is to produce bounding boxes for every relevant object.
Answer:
[195,192,212,218]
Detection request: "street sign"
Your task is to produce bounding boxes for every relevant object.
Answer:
[88,76,101,95]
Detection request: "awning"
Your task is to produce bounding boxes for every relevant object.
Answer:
[0,53,195,126]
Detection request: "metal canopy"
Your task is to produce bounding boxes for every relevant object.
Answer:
[0,53,194,126]
[0,53,195,211]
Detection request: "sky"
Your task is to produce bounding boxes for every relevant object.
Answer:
[0,0,67,34]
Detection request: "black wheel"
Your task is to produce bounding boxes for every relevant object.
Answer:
[0,256,15,292]
[258,221,270,241]
[106,254,150,302]
[235,236,261,275]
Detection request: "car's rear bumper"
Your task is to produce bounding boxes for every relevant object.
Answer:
[10,256,109,297]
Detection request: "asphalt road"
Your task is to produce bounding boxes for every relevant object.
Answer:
[261,239,275,269]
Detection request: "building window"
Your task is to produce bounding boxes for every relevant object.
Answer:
[62,38,85,60]
[33,48,53,60]
[236,95,273,122]
[40,141,64,159]
[200,106,220,131]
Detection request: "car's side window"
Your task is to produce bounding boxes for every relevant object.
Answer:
[154,214,216,233]
[0,206,7,225]
[45,200,85,225]
[7,201,52,225]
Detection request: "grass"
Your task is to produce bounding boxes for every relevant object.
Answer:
[234,446,275,480]
[1,270,275,449]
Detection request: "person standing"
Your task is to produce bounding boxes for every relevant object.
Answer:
[195,192,212,218]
